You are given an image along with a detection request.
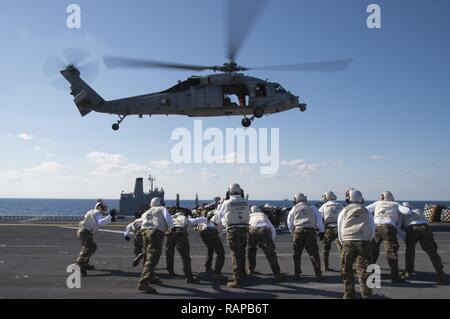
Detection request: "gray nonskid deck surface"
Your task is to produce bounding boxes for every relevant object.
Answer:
[0,219,449,299]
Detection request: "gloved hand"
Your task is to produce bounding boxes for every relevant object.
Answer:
[124,236,131,241]
[109,209,117,218]
[318,232,325,241]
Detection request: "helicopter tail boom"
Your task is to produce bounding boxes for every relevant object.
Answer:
[61,66,105,117]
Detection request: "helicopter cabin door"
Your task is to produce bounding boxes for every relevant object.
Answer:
[191,85,222,108]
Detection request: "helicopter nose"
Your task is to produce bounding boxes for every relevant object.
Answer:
[289,94,299,105]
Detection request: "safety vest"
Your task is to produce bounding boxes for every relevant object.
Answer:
[321,201,344,225]
[141,206,168,233]
[403,209,427,227]
[374,201,400,222]
[79,209,102,232]
[249,212,270,228]
[293,202,316,229]
[340,204,373,241]
[223,197,250,227]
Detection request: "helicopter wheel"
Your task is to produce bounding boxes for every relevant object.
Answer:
[253,107,264,118]
[242,118,252,128]
[112,123,120,131]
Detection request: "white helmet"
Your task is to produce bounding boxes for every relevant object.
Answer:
[380,191,394,202]
[293,193,307,204]
[402,202,413,209]
[228,183,242,195]
[345,189,364,204]
[322,191,337,202]
[150,197,162,207]
[174,211,185,217]
[250,206,259,213]
[95,200,108,211]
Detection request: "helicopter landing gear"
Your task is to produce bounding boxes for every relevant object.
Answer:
[112,115,127,131]
[241,116,253,128]
[253,107,264,118]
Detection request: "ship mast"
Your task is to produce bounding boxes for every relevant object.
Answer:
[148,175,156,192]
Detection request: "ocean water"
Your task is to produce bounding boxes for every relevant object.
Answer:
[0,198,448,217]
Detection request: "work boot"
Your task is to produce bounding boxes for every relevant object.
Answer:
[343,292,355,299]
[149,276,162,284]
[227,280,243,289]
[138,283,158,294]
[205,267,214,273]
[322,256,330,272]
[185,275,200,284]
[403,271,412,280]
[274,273,285,282]
[132,253,143,267]
[249,269,261,275]
[391,272,406,284]
[437,271,446,284]
[213,273,228,282]
[293,272,302,280]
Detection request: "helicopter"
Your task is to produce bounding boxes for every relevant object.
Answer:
[53,0,352,130]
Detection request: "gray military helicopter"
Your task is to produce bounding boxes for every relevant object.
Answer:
[51,0,352,130]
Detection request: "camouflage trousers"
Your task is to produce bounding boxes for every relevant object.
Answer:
[323,226,342,268]
[165,228,193,276]
[200,228,225,274]
[293,228,321,276]
[371,224,400,275]
[139,229,165,285]
[405,224,444,274]
[75,228,97,268]
[248,227,281,275]
[341,241,372,299]
[134,230,144,257]
[226,227,249,284]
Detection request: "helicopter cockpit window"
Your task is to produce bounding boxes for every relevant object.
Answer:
[274,83,287,93]
[255,84,267,97]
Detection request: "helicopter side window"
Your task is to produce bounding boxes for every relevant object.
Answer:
[274,83,286,93]
[255,84,267,97]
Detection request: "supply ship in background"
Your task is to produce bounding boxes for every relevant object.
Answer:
[119,175,164,216]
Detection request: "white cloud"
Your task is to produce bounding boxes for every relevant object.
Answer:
[369,155,384,161]
[34,146,43,152]
[172,169,187,175]
[23,162,70,176]
[281,159,306,167]
[149,159,172,170]
[17,133,34,141]
[86,151,148,176]
[289,163,321,177]
[45,153,53,158]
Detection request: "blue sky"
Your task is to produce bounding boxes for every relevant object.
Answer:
[0,0,449,200]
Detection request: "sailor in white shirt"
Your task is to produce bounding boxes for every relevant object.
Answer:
[75,200,116,276]
[401,202,445,283]
[318,191,344,271]
[366,191,411,283]
[214,183,250,288]
[247,206,284,281]
[197,210,228,282]
[287,193,324,280]
[124,210,145,267]
[138,197,175,293]
[337,189,375,299]
[165,211,208,283]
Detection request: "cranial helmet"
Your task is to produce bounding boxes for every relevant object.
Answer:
[95,200,108,211]
[250,206,259,213]
[150,197,162,207]
[228,183,242,195]
[293,193,307,204]
[322,191,337,202]
[345,189,364,204]
[380,191,394,202]
[402,202,413,209]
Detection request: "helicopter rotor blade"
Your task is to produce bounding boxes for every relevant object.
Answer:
[103,56,214,71]
[62,48,91,67]
[247,59,354,72]
[227,0,268,62]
